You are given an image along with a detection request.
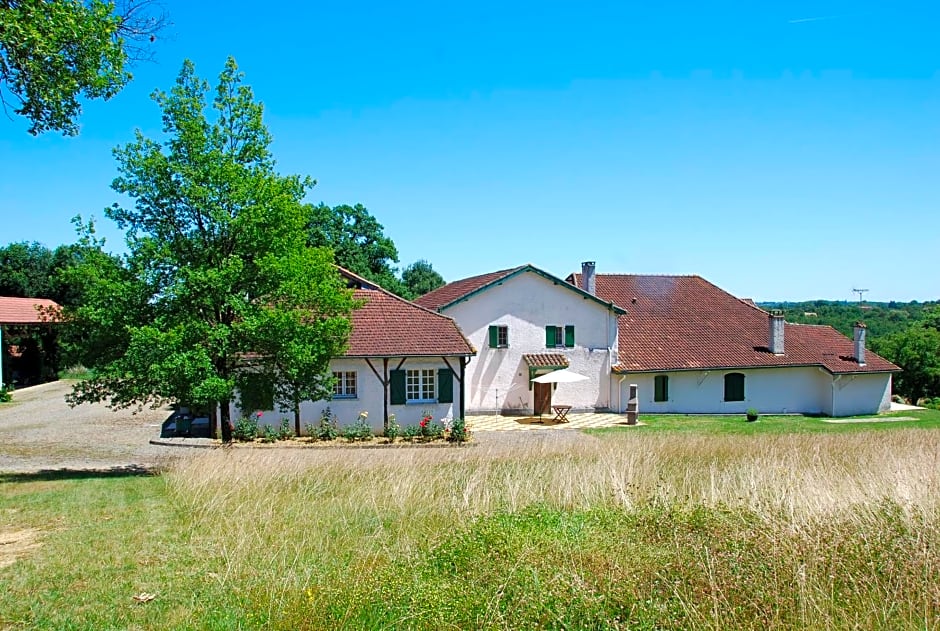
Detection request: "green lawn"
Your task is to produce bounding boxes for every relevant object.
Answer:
[3,415,940,629]
[587,407,940,436]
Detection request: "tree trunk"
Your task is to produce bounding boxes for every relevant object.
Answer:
[294,400,301,437]
[220,398,233,443]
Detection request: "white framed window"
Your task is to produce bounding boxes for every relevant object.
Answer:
[332,371,357,398]
[406,368,436,402]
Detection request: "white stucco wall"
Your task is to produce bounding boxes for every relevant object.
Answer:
[613,367,893,416]
[234,357,462,434]
[443,271,619,414]
[612,366,832,415]
[831,372,892,416]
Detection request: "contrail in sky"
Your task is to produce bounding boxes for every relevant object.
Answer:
[788,15,843,24]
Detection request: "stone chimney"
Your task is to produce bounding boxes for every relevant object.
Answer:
[768,312,785,355]
[581,261,596,295]
[854,322,867,366]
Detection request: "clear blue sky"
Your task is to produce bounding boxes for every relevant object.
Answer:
[1,0,938,302]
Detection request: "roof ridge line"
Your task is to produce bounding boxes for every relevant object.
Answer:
[337,265,469,326]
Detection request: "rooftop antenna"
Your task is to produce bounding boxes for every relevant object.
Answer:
[853,288,869,304]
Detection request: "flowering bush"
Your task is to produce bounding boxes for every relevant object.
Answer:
[343,411,373,441]
[313,407,339,441]
[384,414,401,440]
[417,413,443,439]
[445,417,469,443]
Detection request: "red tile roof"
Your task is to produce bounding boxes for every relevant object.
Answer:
[523,353,569,368]
[415,264,626,314]
[0,297,60,325]
[414,267,525,311]
[337,268,474,358]
[568,274,898,375]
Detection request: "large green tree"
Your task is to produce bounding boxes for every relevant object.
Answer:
[63,58,355,442]
[306,202,408,296]
[875,324,940,404]
[0,0,166,135]
[401,259,444,299]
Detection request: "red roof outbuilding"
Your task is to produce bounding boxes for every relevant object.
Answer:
[0,297,60,325]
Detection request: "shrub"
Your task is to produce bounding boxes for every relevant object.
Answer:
[0,386,11,403]
[261,425,280,443]
[403,424,422,439]
[58,365,93,381]
[233,415,259,442]
[315,407,339,441]
[384,415,401,440]
[419,414,444,439]
[746,408,759,422]
[446,417,469,443]
[343,412,373,441]
[276,418,294,440]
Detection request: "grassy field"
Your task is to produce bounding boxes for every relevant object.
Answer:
[2,412,940,629]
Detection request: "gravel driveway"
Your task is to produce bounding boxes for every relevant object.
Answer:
[0,381,183,474]
[0,381,599,474]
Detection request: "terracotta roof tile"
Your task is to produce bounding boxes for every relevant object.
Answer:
[523,353,569,368]
[568,274,898,375]
[414,267,525,310]
[0,297,60,325]
[336,268,474,358]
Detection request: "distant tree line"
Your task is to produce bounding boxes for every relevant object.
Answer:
[761,300,940,405]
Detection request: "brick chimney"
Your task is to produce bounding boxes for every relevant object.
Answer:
[581,261,596,296]
[768,312,785,355]
[854,322,866,366]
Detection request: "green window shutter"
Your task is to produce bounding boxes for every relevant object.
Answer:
[438,368,454,403]
[724,373,745,402]
[489,325,498,348]
[390,370,406,405]
[564,325,575,348]
[654,375,668,402]
[545,325,556,347]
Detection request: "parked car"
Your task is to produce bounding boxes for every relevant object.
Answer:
[160,407,212,438]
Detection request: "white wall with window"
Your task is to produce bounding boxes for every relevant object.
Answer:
[613,367,835,415]
[232,358,463,435]
[444,270,620,414]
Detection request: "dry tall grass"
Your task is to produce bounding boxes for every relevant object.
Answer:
[166,429,940,628]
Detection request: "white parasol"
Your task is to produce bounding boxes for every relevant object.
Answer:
[530,369,589,384]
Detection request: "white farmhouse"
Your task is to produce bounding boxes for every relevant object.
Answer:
[415,264,624,415]
[418,262,899,417]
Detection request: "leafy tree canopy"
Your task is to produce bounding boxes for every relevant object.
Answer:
[0,0,166,135]
[0,235,108,306]
[306,202,408,297]
[63,58,355,442]
[875,325,940,404]
[401,259,444,299]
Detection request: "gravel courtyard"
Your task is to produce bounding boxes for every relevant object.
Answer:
[0,381,600,474]
[0,381,180,474]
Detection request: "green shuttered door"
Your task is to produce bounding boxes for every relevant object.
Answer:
[438,368,454,403]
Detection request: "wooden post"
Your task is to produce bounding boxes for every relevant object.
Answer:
[459,356,467,420]
[383,358,389,432]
